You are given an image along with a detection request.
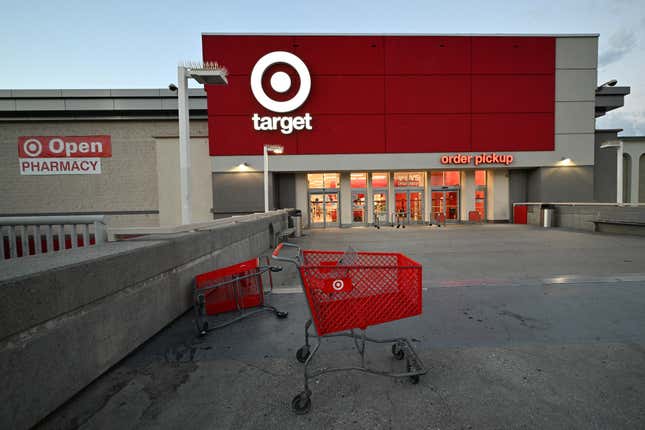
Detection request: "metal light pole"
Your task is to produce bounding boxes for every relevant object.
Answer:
[174,62,228,225]
[263,144,284,212]
[600,140,624,204]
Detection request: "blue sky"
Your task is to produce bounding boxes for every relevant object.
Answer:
[1,0,643,134]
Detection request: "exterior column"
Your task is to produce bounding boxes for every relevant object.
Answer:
[487,169,510,222]
[366,172,373,224]
[340,172,352,227]
[388,172,395,226]
[461,170,476,221]
[425,171,431,223]
[630,151,640,204]
[295,173,308,227]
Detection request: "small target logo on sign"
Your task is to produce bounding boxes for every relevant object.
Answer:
[23,138,43,157]
[332,279,344,291]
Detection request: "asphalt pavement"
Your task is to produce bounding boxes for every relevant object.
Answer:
[37,225,645,430]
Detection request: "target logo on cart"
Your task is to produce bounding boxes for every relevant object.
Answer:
[323,278,353,294]
[250,51,313,135]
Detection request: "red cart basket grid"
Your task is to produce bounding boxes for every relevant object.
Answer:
[272,242,427,414]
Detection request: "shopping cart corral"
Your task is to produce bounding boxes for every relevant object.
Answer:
[193,256,288,335]
[272,242,427,414]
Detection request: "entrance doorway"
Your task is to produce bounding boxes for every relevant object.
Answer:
[395,191,424,224]
[309,193,339,227]
[351,192,366,224]
[431,189,460,223]
[373,190,388,225]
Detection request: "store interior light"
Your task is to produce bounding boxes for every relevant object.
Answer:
[559,157,573,166]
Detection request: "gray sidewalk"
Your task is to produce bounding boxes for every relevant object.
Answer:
[37,225,645,430]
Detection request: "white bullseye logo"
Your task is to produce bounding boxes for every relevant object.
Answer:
[23,138,43,157]
[250,51,311,113]
[332,280,345,291]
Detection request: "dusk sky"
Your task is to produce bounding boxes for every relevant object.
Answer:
[1,0,643,134]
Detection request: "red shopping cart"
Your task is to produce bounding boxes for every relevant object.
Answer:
[193,256,288,335]
[272,243,427,414]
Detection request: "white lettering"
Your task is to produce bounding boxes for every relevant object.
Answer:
[89,141,103,154]
[49,138,65,154]
[251,112,314,134]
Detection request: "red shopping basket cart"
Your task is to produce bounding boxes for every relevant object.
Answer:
[272,243,427,414]
[193,256,288,335]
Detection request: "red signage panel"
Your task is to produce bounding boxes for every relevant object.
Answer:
[203,34,556,156]
[18,136,112,158]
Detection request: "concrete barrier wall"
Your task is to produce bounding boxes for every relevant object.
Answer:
[524,204,645,231]
[0,211,288,430]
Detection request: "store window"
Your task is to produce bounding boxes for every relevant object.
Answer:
[307,173,340,189]
[351,172,367,188]
[394,172,424,187]
[372,172,388,188]
[430,171,460,187]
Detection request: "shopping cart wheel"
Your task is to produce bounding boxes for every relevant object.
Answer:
[292,392,311,414]
[406,360,420,384]
[296,346,310,363]
[199,321,209,336]
[276,311,289,319]
[391,344,405,360]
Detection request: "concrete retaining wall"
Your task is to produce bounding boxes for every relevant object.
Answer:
[524,203,645,232]
[0,211,288,430]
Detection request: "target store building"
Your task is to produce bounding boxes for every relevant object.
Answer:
[0,34,633,228]
[205,33,618,227]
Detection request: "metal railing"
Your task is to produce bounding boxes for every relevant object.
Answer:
[1,215,106,260]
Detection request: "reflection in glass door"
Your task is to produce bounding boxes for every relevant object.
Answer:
[431,191,444,222]
[409,191,423,223]
[445,191,459,221]
[373,191,388,225]
[395,191,424,224]
[431,190,460,222]
[309,194,325,226]
[325,193,339,226]
[309,193,339,227]
[351,192,366,223]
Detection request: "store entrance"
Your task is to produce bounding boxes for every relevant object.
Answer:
[395,191,424,224]
[431,189,460,223]
[309,192,339,227]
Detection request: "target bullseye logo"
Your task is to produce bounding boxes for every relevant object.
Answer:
[332,279,345,291]
[250,51,313,135]
[23,138,43,157]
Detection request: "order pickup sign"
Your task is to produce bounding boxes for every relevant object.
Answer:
[18,135,111,175]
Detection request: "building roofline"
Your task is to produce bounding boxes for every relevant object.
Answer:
[201,32,599,38]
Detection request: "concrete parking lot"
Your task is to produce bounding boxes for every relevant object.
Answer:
[37,225,645,429]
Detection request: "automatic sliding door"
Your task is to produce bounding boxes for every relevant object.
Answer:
[325,193,339,226]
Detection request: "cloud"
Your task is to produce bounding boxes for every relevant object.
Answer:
[599,29,637,68]
[597,108,645,136]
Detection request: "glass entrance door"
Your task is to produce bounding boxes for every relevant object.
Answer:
[351,192,366,224]
[309,193,339,227]
[395,190,424,224]
[373,191,388,225]
[431,189,460,223]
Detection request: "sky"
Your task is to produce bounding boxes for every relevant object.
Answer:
[1,0,644,134]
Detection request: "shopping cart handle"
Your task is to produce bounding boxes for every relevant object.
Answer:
[271,242,301,264]
[272,243,285,257]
